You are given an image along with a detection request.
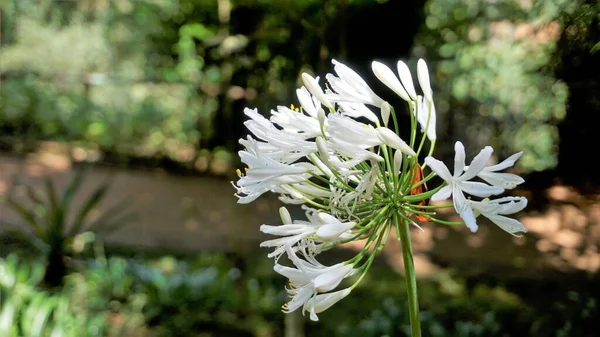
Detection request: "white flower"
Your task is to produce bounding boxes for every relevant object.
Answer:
[380,102,391,127]
[424,141,504,232]
[393,149,403,177]
[327,114,383,163]
[304,288,351,321]
[397,60,418,101]
[416,59,432,102]
[296,86,322,119]
[242,108,317,163]
[375,127,416,156]
[470,197,528,236]
[260,208,356,258]
[475,152,525,189]
[314,212,356,240]
[235,136,316,203]
[302,73,334,109]
[277,245,355,313]
[270,105,322,139]
[413,95,437,141]
[325,59,384,107]
[337,101,380,124]
[371,61,411,102]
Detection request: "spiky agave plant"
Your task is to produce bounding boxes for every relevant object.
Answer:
[3,169,136,287]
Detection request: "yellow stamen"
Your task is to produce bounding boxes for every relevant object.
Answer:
[236,169,242,177]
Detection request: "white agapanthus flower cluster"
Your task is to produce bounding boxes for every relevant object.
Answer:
[233,58,528,321]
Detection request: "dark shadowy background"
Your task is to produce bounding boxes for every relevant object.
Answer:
[0,0,598,336]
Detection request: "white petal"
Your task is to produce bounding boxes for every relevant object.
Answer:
[279,207,292,224]
[337,102,379,124]
[453,189,478,232]
[459,204,478,232]
[296,87,319,118]
[311,264,353,292]
[417,96,437,141]
[316,221,356,240]
[260,224,311,236]
[461,146,493,181]
[431,185,452,201]
[302,73,333,109]
[316,136,330,165]
[417,59,432,101]
[496,196,528,214]
[485,152,523,172]
[478,171,525,189]
[460,181,504,197]
[371,61,411,102]
[393,149,403,177]
[305,288,351,321]
[333,59,383,107]
[380,101,391,127]
[424,156,453,182]
[397,60,418,101]
[376,127,416,156]
[274,264,312,285]
[453,141,466,178]
[487,214,528,236]
[284,285,314,312]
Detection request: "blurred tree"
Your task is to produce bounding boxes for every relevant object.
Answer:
[414,0,599,176]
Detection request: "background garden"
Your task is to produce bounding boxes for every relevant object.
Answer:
[0,0,599,336]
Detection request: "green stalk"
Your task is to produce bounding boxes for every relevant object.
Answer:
[394,213,421,337]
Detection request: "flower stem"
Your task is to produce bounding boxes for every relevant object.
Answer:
[394,213,421,337]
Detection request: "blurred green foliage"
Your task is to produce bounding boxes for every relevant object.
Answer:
[0,0,221,166]
[415,0,598,171]
[1,0,597,172]
[1,247,598,337]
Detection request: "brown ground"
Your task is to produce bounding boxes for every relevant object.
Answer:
[1,145,598,279]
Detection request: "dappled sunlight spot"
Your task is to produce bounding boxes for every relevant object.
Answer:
[559,247,578,261]
[536,238,557,253]
[384,246,440,278]
[547,185,578,202]
[0,180,6,193]
[227,86,245,100]
[411,227,434,251]
[561,204,588,229]
[194,156,209,172]
[35,152,72,171]
[25,163,45,177]
[552,229,583,249]
[71,146,102,163]
[574,248,600,273]
[466,233,484,248]
[589,204,600,226]
[521,209,561,235]
[209,157,231,175]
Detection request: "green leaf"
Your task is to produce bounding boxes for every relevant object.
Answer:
[67,183,109,237]
[60,170,86,221]
[4,197,42,236]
